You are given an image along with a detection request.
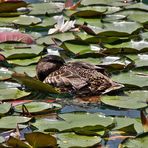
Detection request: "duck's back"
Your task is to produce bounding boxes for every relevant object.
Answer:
[43,62,122,95]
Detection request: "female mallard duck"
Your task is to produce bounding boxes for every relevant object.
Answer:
[36,55,124,96]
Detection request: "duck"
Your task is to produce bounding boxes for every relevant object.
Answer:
[36,55,124,96]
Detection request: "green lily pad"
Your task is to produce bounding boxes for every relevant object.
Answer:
[33,113,114,132]
[121,132,148,148]
[89,21,142,37]
[0,136,5,143]
[25,132,57,148]
[13,15,42,26]
[58,133,101,148]
[0,116,31,129]
[14,65,36,77]
[2,44,43,59]
[114,117,144,134]
[112,70,148,88]
[0,103,12,115]
[0,67,13,80]
[15,102,61,113]
[36,32,75,45]
[103,40,148,54]
[29,3,63,15]
[8,56,40,66]
[12,73,58,94]
[65,6,107,18]
[101,91,148,109]
[0,88,30,101]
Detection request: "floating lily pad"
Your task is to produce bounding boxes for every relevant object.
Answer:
[0,0,27,13]
[114,117,144,134]
[58,133,101,148]
[121,132,148,148]
[0,88,30,101]
[13,15,42,26]
[25,132,57,148]
[15,101,61,114]
[14,65,36,77]
[0,116,31,129]
[8,56,40,66]
[2,44,43,59]
[12,73,58,94]
[29,3,63,15]
[33,113,114,132]
[65,6,107,18]
[0,67,13,80]
[36,32,75,45]
[101,91,148,109]
[112,70,148,88]
[0,103,12,115]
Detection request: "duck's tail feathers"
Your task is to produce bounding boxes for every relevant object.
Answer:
[102,82,124,94]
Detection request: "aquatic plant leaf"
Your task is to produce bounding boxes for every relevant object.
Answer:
[112,70,148,88]
[0,32,34,44]
[29,3,64,15]
[12,73,58,94]
[25,132,57,148]
[0,67,13,80]
[0,103,12,115]
[33,113,114,132]
[58,133,101,148]
[15,101,61,114]
[101,91,148,109]
[0,0,27,13]
[13,15,42,26]
[0,116,31,129]
[0,88,30,101]
[120,132,148,148]
[7,136,30,148]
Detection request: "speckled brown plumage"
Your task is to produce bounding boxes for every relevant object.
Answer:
[40,59,124,96]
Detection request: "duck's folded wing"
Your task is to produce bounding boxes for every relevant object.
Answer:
[43,70,87,90]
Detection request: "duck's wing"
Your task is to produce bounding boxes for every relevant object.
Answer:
[43,68,88,90]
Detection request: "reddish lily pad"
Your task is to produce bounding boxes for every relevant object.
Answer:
[0,32,35,44]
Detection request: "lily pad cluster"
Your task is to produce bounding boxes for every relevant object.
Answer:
[0,0,148,147]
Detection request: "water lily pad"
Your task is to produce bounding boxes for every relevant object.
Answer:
[0,103,12,115]
[8,56,40,66]
[13,15,42,26]
[112,70,148,88]
[0,0,27,13]
[7,136,30,148]
[14,65,36,77]
[121,132,148,148]
[33,113,114,132]
[0,88,30,101]
[0,32,34,44]
[65,6,107,17]
[58,133,101,148]
[25,132,57,148]
[2,44,43,59]
[29,3,63,15]
[36,32,75,45]
[15,102,60,113]
[0,67,13,80]
[12,73,58,94]
[0,116,31,129]
[101,91,148,109]
[114,117,144,134]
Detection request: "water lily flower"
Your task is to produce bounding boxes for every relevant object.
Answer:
[48,15,76,34]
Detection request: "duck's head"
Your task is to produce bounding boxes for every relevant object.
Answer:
[36,55,65,81]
